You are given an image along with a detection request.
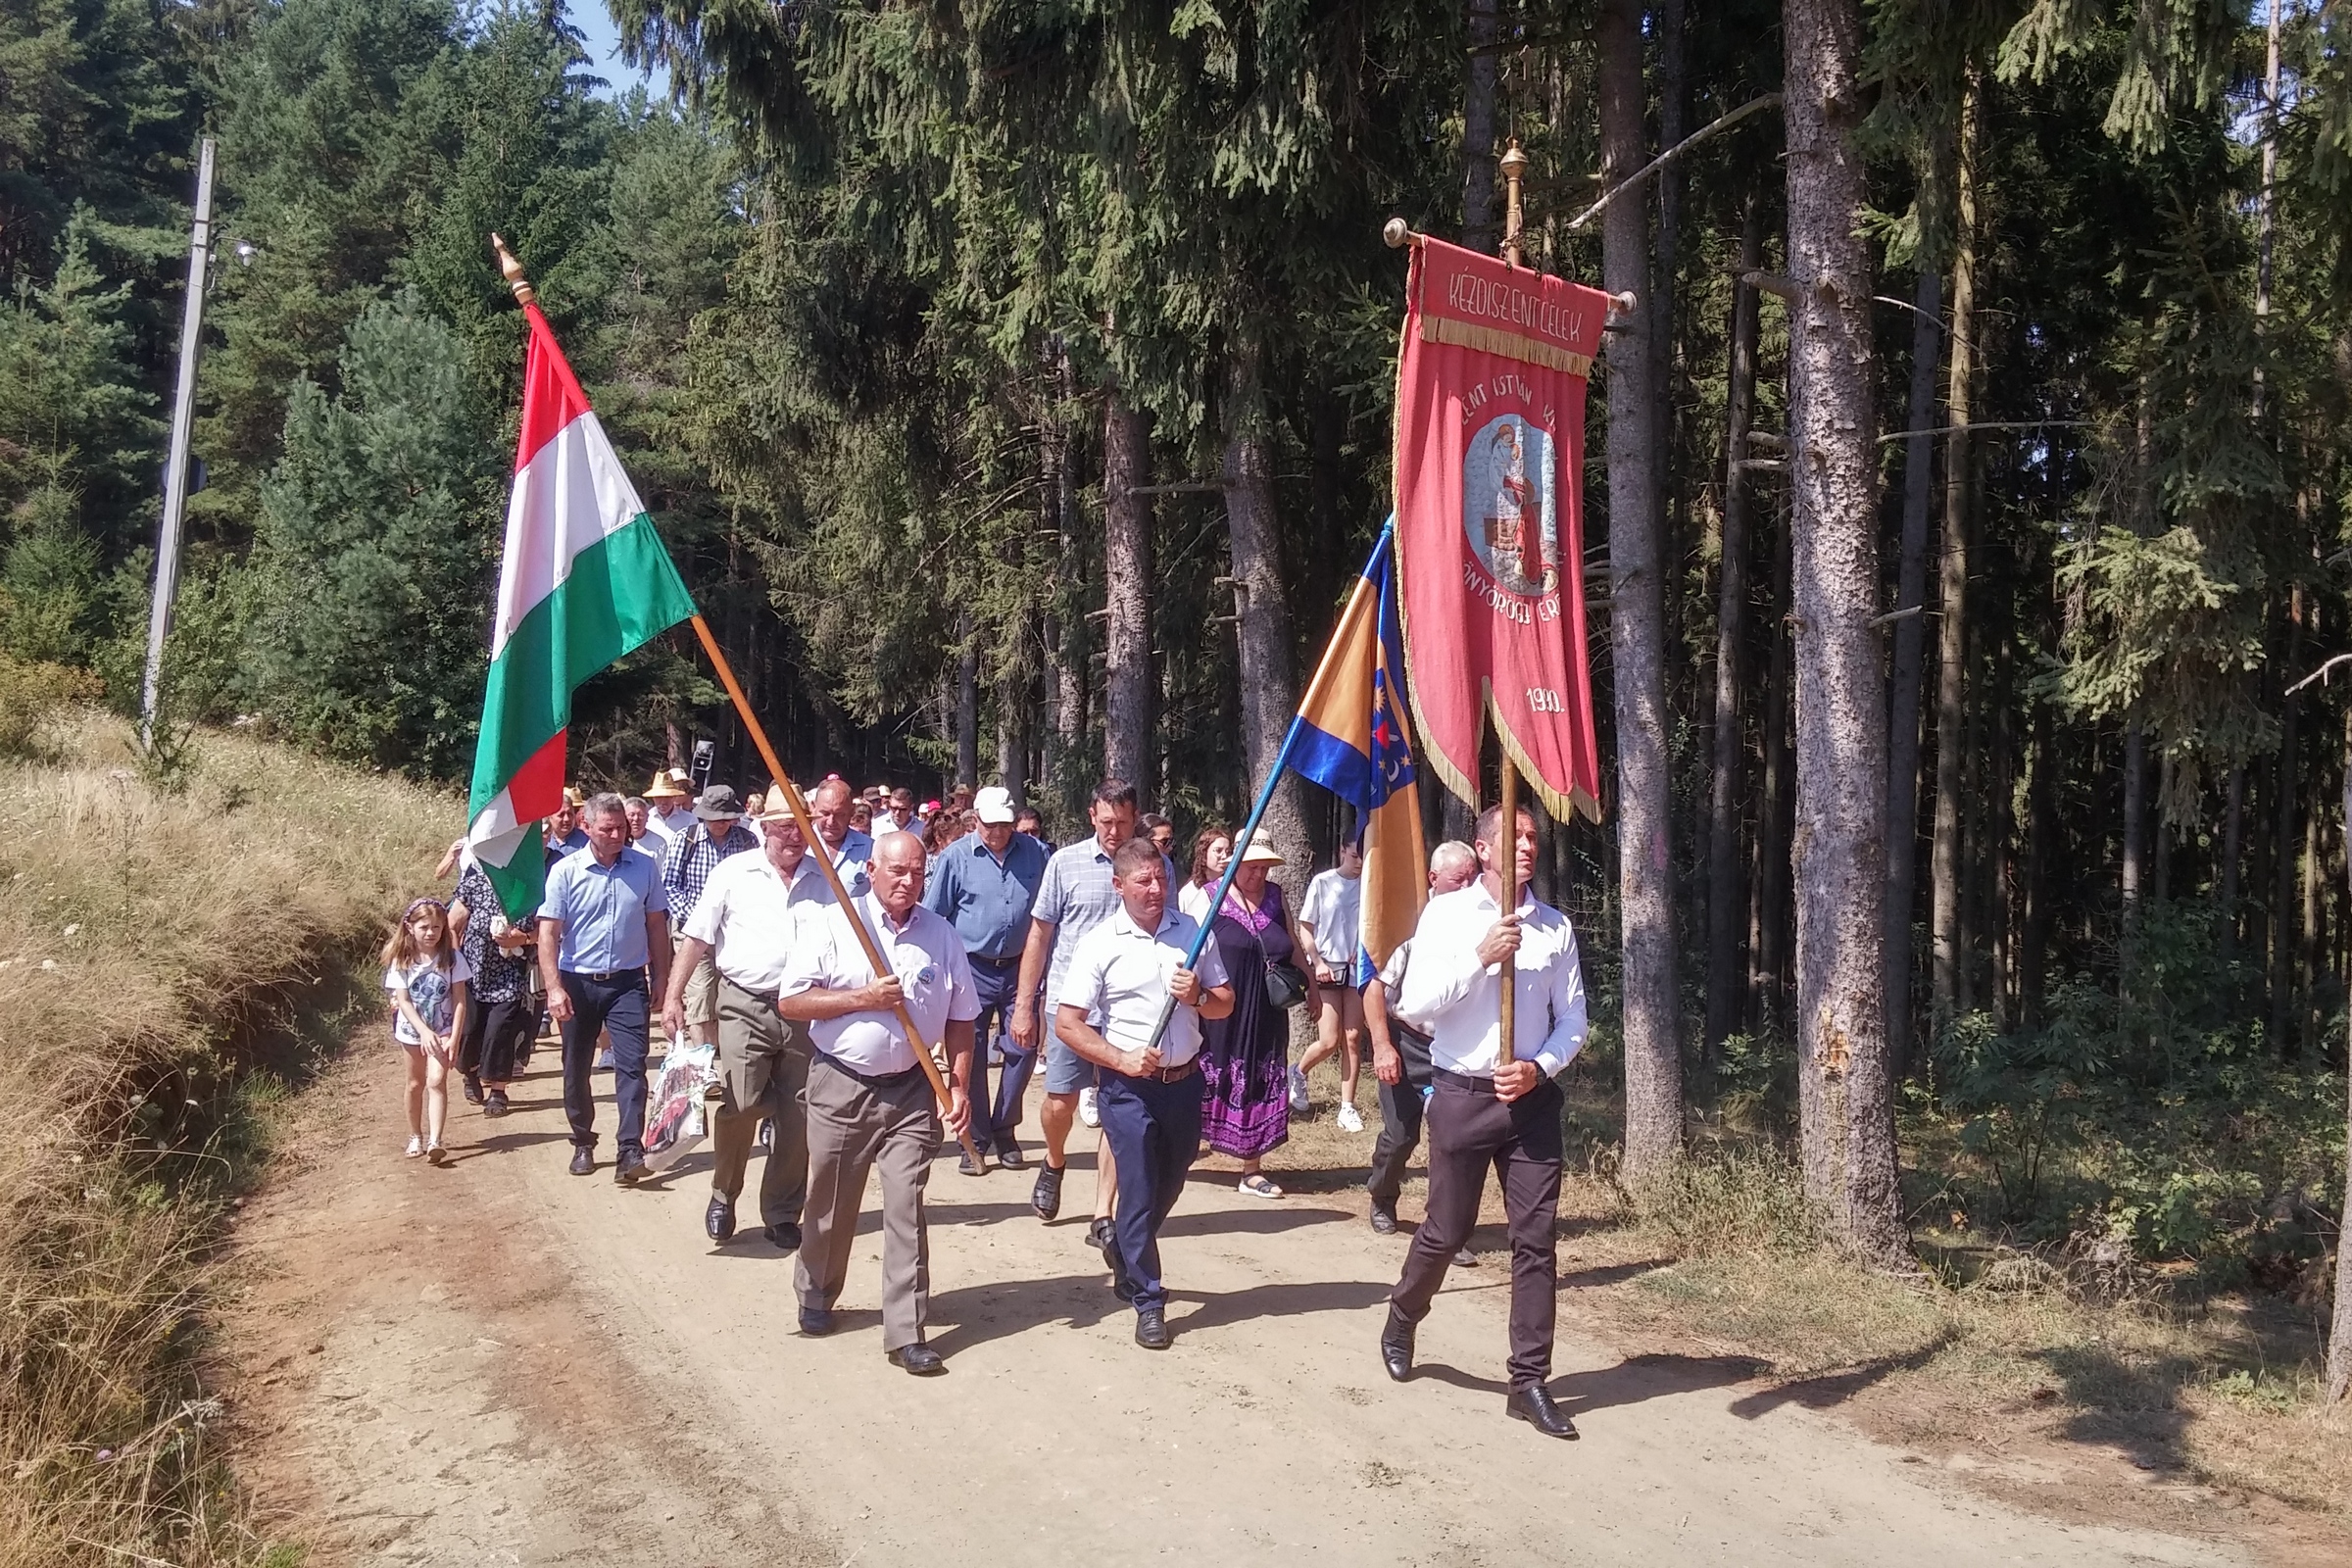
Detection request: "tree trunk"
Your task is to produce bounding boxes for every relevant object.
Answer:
[998,663,1029,803]
[1753,486,1795,1034]
[2273,592,2304,1054]
[1783,0,1905,1265]
[1222,342,1308,875]
[1600,0,1682,1180]
[1929,71,1982,1039]
[955,612,980,789]
[2121,720,2146,937]
[1705,200,1763,1058]
[2022,693,2055,1025]
[1102,390,1153,795]
[1885,266,1941,1073]
[1462,0,1498,253]
[2332,712,2352,1404]
[1652,0,1689,644]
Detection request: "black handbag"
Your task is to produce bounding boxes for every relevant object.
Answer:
[1231,888,1310,1009]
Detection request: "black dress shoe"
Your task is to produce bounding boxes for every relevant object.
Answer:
[1506,1383,1580,1440]
[996,1141,1026,1171]
[1031,1163,1064,1221]
[613,1157,652,1186]
[568,1146,595,1177]
[1134,1307,1171,1350]
[887,1342,948,1376]
[798,1305,835,1336]
[1380,1307,1416,1382]
[1369,1202,1398,1236]
[764,1221,802,1252]
[706,1194,736,1242]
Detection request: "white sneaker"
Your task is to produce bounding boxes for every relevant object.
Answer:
[1287,1066,1309,1114]
[404,1135,424,1159]
[1078,1087,1100,1129]
[1336,1102,1365,1134]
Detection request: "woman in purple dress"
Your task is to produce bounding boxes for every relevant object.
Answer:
[1199,835,1298,1197]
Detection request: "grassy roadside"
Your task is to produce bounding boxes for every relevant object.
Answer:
[0,708,452,1568]
[1270,1071,2349,1524]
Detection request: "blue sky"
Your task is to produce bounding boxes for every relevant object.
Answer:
[568,3,663,100]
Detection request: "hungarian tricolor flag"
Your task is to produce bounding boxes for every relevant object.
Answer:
[465,303,697,919]
[1393,235,1608,821]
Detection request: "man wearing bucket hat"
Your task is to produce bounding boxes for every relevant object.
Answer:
[661,786,759,1051]
[923,784,1048,1172]
[664,798,835,1250]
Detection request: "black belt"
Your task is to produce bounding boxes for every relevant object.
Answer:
[1433,1067,1495,1092]
[970,953,1021,968]
[816,1053,921,1090]
[563,966,645,985]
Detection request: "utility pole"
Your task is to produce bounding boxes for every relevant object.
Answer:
[140,135,217,748]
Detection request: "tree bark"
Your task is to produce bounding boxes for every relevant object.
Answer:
[2221,758,2246,958]
[1652,0,1688,638]
[2272,592,2303,1054]
[1102,390,1153,795]
[2121,720,2146,939]
[1930,72,1982,1039]
[1705,199,1764,1058]
[1462,0,1499,253]
[1222,341,1307,875]
[1885,265,1941,1074]
[1600,0,1682,1181]
[955,611,980,789]
[2332,712,2352,1404]
[1783,0,1906,1265]
[1753,486,1795,1033]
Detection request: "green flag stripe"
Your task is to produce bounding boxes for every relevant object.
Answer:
[467,511,698,820]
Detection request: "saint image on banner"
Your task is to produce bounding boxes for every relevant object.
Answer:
[1465,414,1557,597]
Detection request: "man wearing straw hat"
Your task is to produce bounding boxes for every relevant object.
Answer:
[664,799,834,1250]
[776,831,980,1375]
[661,786,758,1050]
[639,770,691,858]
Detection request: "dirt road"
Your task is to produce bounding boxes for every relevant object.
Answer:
[227,1038,2259,1567]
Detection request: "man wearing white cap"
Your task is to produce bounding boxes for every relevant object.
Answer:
[923,785,1048,1171]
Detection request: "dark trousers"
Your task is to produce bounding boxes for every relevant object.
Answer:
[1095,1068,1204,1314]
[1367,1024,1435,1204]
[968,956,1033,1154]
[559,969,651,1161]
[460,994,534,1084]
[1389,1071,1564,1390]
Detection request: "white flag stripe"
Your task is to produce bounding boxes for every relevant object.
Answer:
[489,411,650,660]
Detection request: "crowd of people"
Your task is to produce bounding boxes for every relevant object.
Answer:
[385,767,1590,1436]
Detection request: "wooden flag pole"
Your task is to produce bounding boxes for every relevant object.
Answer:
[490,236,978,1166]
[684,615,984,1167]
[1494,140,1531,1072]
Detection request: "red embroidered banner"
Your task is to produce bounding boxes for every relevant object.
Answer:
[1393,235,1608,822]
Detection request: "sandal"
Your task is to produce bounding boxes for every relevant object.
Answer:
[404,1135,423,1159]
[426,1142,451,1167]
[1238,1173,1284,1199]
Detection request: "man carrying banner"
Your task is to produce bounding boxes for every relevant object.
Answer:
[1378,804,1587,1439]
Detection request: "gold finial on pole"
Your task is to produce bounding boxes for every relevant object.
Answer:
[489,232,535,307]
[1498,140,1530,268]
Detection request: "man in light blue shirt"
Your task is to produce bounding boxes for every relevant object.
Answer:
[924,786,1048,1171]
[537,792,671,1185]
[808,777,873,899]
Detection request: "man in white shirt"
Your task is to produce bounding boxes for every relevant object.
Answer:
[777,832,979,1376]
[1363,840,1479,1239]
[1055,837,1234,1349]
[663,805,836,1251]
[1294,836,1367,1131]
[1379,805,1588,1440]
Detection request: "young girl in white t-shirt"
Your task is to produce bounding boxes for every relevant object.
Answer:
[382,897,472,1165]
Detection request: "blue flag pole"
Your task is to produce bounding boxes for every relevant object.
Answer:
[1142,522,1395,1050]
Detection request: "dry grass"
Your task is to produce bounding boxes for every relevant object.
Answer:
[0,708,454,1567]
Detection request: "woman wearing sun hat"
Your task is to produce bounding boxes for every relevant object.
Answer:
[1197,833,1301,1197]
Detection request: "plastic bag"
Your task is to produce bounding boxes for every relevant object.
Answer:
[643,1034,718,1172]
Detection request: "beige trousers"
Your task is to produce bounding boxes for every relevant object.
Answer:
[795,1054,940,1350]
[710,977,810,1229]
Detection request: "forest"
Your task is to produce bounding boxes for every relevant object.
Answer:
[3,0,2349,1381]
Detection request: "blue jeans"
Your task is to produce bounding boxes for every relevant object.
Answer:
[1095,1068,1204,1314]
[968,956,1034,1154]
[559,969,650,1162]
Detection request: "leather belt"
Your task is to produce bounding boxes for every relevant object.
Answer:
[1432,1067,1497,1092]
[1117,1058,1200,1085]
[564,966,645,985]
[816,1053,921,1091]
